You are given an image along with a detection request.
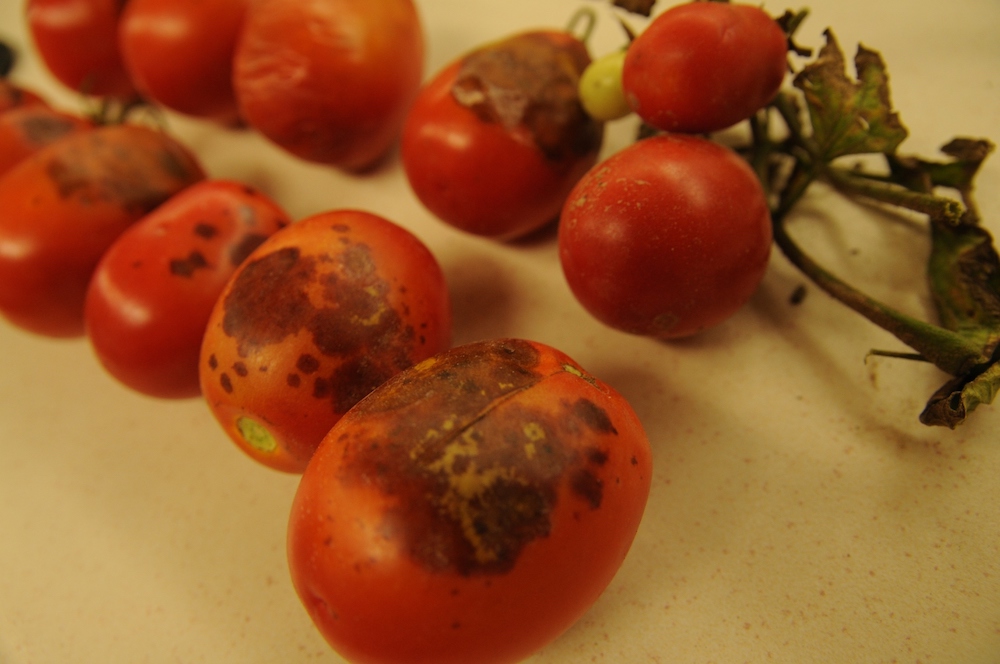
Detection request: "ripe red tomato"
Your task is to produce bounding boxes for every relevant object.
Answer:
[0,104,93,178]
[199,209,453,473]
[232,0,424,171]
[559,134,773,339]
[401,30,603,240]
[26,0,136,98]
[118,0,248,124]
[0,124,205,338]
[288,338,652,664]
[84,180,290,399]
[622,2,788,134]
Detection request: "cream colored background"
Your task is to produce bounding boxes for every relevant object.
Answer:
[1,0,999,662]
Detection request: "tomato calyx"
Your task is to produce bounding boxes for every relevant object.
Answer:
[451,32,602,161]
[742,19,1000,427]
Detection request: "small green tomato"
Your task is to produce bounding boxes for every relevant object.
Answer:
[578,49,631,122]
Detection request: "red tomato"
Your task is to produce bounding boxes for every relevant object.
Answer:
[84,180,290,399]
[26,0,137,98]
[118,0,248,124]
[622,2,788,134]
[232,0,424,171]
[0,79,46,114]
[199,209,453,473]
[559,134,773,339]
[401,30,603,240]
[0,104,93,178]
[288,338,652,664]
[0,124,205,338]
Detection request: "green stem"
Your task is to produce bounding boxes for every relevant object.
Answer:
[823,165,965,225]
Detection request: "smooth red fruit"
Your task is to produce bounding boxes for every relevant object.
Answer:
[559,134,773,339]
[200,209,453,473]
[289,338,652,664]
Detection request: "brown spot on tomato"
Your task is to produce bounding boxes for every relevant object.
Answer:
[573,398,617,435]
[194,222,218,239]
[287,373,301,388]
[571,468,603,509]
[297,354,320,374]
[207,354,218,370]
[233,362,249,377]
[22,114,80,144]
[220,373,233,393]
[169,250,209,277]
[229,232,269,267]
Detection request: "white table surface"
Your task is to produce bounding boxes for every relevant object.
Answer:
[2,0,999,662]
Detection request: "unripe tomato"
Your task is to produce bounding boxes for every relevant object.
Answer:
[200,209,452,473]
[578,48,631,122]
[0,124,205,338]
[559,134,773,339]
[232,0,424,171]
[119,0,249,124]
[85,180,290,399]
[288,338,652,664]
[0,104,93,178]
[26,0,137,98]
[402,30,603,240]
[622,2,788,134]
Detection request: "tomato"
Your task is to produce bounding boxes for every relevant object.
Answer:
[578,48,631,123]
[118,0,248,124]
[26,0,137,99]
[0,104,93,178]
[401,30,603,241]
[621,2,788,134]
[559,134,773,339]
[232,0,424,171]
[288,338,652,664]
[0,124,205,338]
[84,180,289,399]
[199,209,452,473]
[0,79,46,114]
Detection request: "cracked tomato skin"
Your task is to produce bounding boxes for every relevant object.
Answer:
[119,0,249,124]
[26,0,136,98]
[0,124,205,338]
[288,338,652,664]
[401,31,603,240]
[558,133,772,339]
[85,180,290,399]
[199,209,453,473]
[232,0,424,171]
[622,2,788,134]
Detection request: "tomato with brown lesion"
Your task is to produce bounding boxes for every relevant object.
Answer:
[0,123,205,337]
[84,180,290,399]
[199,209,453,473]
[0,104,93,178]
[288,338,652,664]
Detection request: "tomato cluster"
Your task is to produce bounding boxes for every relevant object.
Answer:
[0,1,798,662]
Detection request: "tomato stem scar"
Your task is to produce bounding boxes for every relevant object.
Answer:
[236,416,277,453]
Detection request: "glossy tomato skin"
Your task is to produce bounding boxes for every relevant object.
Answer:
[119,0,248,124]
[0,124,205,338]
[84,180,290,399]
[622,2,787,134]
[232,0,424,171]
[200,209,453,473]
[0,104,93,178]
[26,0,136,98]
[401,31,603,240]
[288,338,652,664]
[559,134,772,339]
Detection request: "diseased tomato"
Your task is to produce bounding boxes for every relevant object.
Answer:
[558,133,773,339]
[621,1,788,134]
[119,0,248,124]
[84,180,290,399]
[0,104,93,178]
[26,0,137,98]
[0,78,46,114]
[0,124,205,338]
[200,209,453,473]
[401,30,603,240]
[232,0,424,171]
[288,338,652,664]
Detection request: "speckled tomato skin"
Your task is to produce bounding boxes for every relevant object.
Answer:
[232,0,424,171]
[288,338,652,664]
[85,180,290,399]
[199,209,453,473]
[558,133,772,339]
[0,124,205,338]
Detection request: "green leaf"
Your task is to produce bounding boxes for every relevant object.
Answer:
[927,222,1000,338]
[793,29,908,160]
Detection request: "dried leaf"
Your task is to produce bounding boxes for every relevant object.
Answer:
[611,0,657,16]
